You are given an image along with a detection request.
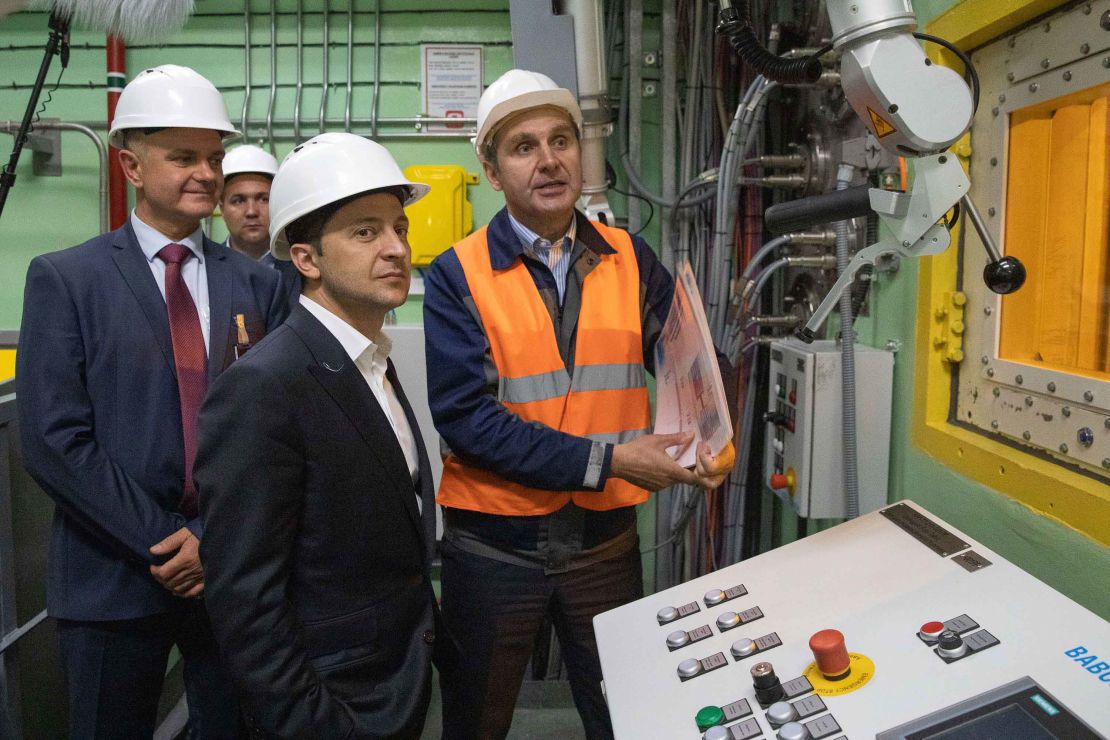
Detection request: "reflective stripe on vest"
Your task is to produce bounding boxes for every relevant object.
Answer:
[437,221,652,516]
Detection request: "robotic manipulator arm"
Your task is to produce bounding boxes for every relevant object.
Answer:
[717,0,1026,342]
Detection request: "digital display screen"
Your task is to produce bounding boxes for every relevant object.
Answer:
[923,705,1054,740]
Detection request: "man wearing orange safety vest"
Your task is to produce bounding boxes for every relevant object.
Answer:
[423,69,736,739]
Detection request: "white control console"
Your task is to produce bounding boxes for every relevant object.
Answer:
[594,501,1110,739]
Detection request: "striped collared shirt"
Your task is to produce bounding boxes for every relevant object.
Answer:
[507,212,577,305]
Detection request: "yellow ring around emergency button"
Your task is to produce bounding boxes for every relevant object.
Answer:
[802,652,876,696]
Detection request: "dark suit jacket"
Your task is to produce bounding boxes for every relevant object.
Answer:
[195,304,440,740]
[17,221,288,621]
[259,250,302,312]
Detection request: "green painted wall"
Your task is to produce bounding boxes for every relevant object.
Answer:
[0,1,663,329]
[0,1,512,328]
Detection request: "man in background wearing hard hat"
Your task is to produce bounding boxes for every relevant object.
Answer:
[195,133,446,739]
[219,144,301,309]
[423,69,735,739]
[16,65,288,738]
[219,144,277,260]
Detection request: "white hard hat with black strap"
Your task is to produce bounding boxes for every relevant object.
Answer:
[222,145,279,180]
[473,69,584,160]
[108,64,238,148]
[268,132,430,261]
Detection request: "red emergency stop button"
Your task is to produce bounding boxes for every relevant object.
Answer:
[809,629,851,679]
[769,468,796,495]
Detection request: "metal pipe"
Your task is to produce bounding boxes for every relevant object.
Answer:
[627,0,642,232]
[344,1,354,133]
[745,315,802,329]
[960,193,1002,263]
[780,70,841,88]
[784,254,837,269]
[266,0,278,153]
[1,120,109,234]
[563,0,611,222]
[744,154,806,169]
[371,0,382,137]
[244,128,471,140]
[319,0,330,133]
[751,174,808,188]
[661,0,676,267]
[50,116,477,130]
[834,163,861,519]
[106,34,127,230]
[293,0,303,141]
[241,7,251,136]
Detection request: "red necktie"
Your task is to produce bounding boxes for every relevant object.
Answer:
[157,243,208,518]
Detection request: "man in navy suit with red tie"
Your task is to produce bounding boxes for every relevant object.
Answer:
[17,64,287,738]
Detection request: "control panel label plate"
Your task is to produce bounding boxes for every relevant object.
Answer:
[880,503,970,557]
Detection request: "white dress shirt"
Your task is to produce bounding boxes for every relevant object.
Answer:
[299,295,422,509]
[131,210,211,355]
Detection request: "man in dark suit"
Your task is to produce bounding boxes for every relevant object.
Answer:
[195,132,443,739]
[16,65,287,738]
[218,144,302,310]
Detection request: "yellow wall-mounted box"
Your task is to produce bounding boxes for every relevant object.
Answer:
[404,165,478,267]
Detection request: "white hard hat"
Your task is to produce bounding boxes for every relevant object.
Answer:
[223,145,279,179]
[269,133,430,260]
[109,64,238,148]
[474,69,583,159]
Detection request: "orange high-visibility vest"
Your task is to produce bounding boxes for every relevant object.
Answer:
[437,221,652,516]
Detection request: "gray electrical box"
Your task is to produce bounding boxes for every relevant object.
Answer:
[764,339,893,518]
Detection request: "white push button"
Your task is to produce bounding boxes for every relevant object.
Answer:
[731,637,757,658]
[778,721,811,740]
[717,611,741,630]
[767,700,798,727]
[704,588,726,606]
[667,630,690,649]
[657,606,678,624]
[678,658,702,679]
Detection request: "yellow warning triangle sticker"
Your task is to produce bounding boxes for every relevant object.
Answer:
[867,107,896,138]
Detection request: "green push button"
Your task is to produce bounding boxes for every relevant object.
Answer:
[695,705,724,730]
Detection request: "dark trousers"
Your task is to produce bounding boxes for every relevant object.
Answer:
[438,538,642,740]
[57,600,241,740]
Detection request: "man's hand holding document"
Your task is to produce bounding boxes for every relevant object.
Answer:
[653,261,736,488]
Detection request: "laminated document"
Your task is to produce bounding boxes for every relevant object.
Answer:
[653,261,733,468]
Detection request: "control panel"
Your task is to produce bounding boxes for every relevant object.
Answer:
[594,501,1110,739]
[765,339,893,518]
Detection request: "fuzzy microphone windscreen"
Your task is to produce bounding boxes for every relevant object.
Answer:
[24,0,195,42]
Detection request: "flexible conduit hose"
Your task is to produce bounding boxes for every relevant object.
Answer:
[710,77,776,341]
[741,235,792,282]
[716,2,822,84]
[618,73,717,210]
[834,163,860,519]
[725,349,761,564]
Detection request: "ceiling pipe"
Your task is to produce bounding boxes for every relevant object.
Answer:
[106,34,126,230]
